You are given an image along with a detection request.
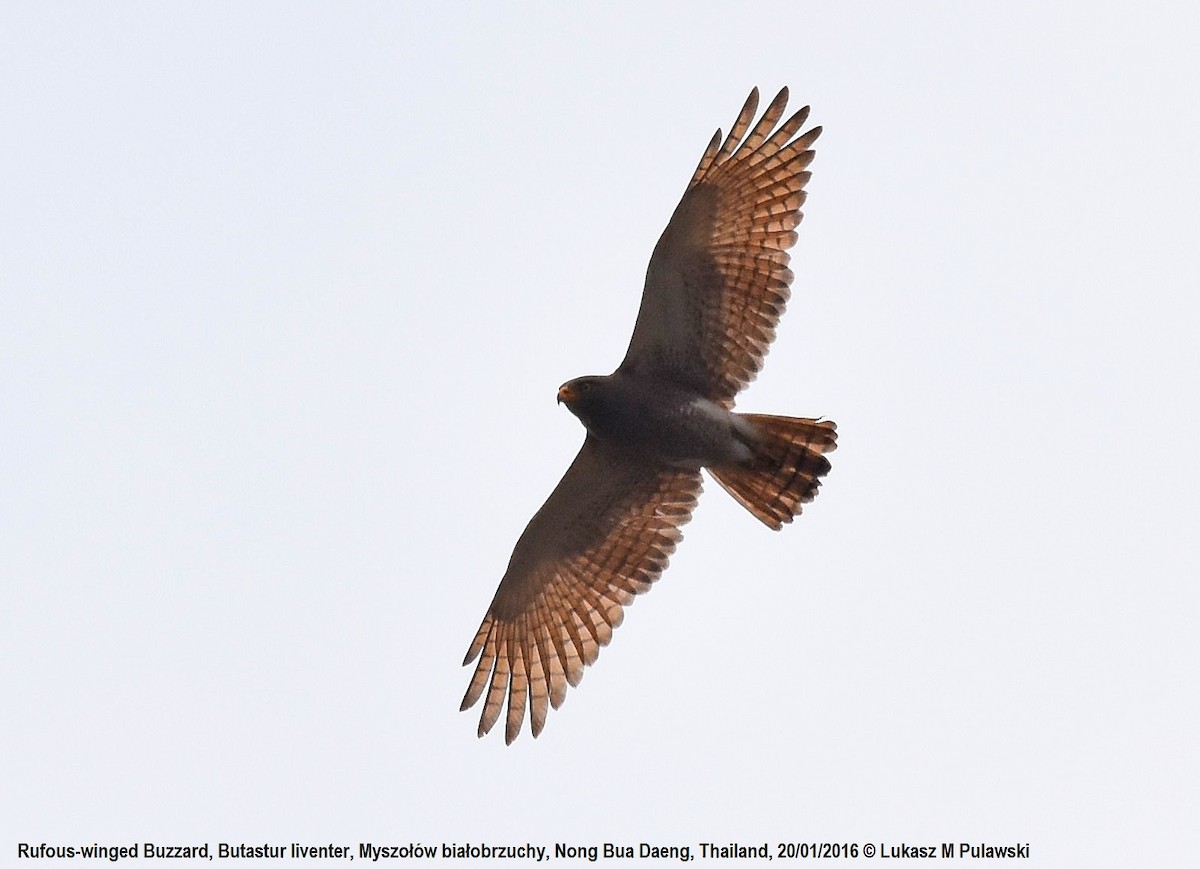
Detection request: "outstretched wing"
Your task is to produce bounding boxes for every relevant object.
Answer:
[462,437,702,743]
[620,87,821,407]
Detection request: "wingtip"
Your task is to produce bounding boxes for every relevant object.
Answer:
[743,86,761,117]
[766,86,790,114]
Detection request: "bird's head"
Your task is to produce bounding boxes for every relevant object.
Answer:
[556,376,599,406]
[556,375,611,426]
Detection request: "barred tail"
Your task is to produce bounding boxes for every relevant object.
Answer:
[709,415,837,530]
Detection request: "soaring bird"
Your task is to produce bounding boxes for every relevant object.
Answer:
[461,88,837,743]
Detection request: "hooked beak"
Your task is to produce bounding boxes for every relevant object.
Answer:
[557,384,575,405]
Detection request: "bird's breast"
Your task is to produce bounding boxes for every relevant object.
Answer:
[580,384,752,467]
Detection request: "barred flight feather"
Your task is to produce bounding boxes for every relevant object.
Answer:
[462,457,703,743]
[647,87,822,406]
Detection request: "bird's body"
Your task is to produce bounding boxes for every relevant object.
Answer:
[558,373,755,468]
[461,87,837,743]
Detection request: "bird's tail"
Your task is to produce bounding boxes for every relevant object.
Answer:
[709,415,837,530]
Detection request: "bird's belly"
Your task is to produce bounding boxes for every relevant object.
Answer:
[591,395,753,467]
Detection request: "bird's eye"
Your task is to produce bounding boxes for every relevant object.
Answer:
[581,382,591,392]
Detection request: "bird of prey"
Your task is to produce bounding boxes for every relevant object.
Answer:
[461,87,837,743]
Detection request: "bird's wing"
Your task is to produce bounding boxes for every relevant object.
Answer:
[620,87,820,408]
[462,436,702,743]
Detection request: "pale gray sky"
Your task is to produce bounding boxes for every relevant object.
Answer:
[3,3,1198,866]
